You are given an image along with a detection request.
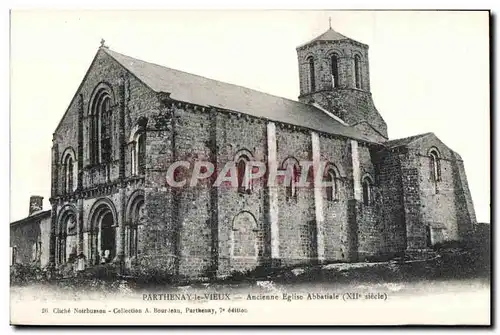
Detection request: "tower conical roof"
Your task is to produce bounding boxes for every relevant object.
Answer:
[297,27,360,49]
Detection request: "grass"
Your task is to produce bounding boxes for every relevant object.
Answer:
[10,243,490,292]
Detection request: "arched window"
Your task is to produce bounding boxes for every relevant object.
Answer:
[308,56,316,92]
[130,129,146,176]
[130,146,136,175]
[61,150,76,194]
[362,175,373,206]
[283,157,300,202]
[354,54,362,89]
[236,155,250,194]
[324,168,338,202]
[57,233,66,265]
[89,113,98,165]
[128,210,139,258]
[10,246,17,266]
[89,87,113,165]
[57,212,76,265]
[429,149,441,186]
[99,96,112,163]
[234,149,253,194]
[126,193,144,260]
[57,218,66,264]
[137,134,146,175]
[331,53,339,88]
[65,155,74,193]
[68,157,73,192]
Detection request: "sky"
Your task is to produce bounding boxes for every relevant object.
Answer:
[10,10,490,223]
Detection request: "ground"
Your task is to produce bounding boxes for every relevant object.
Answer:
[10,242,490,298]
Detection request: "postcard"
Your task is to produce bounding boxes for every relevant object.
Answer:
[9,9,491,326]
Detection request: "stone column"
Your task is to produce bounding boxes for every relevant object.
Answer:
[266,122,280,261]
[48,201,58,271]
[208,109,219,278]
[400,152,424,250]
[114,76,127,265]
[77,94,84,263]
[114,188,125,263]
[346,139,361,261]
[77,199,84,255]
[351,140,361,201]
[76,198,85,271]
[311,131,325,262]
[51,137,59,198]
[48,136,59,271]
[77,94,84,187]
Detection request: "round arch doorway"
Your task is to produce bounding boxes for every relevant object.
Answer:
[89,201,117,265]
[100,211,116,263]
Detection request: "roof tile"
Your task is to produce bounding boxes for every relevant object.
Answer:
[297,28,352,48]
[104,48,379,143]
[384,133,432,149]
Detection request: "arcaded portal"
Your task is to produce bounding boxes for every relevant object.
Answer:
[100,212,115,262]
[88,202,117,265]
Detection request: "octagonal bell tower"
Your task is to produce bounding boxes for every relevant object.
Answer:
[297,24,388,141]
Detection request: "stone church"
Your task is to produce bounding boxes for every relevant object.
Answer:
[11,26,477,280]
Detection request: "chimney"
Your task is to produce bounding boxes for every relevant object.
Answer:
[29,196,43,215]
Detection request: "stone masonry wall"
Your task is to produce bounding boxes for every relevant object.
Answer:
[375,135,477,253]
[376,148,406,255]
[310,90,388,140]
[411,135,476,245]
[142,102,176,278]
[451,156,477,239]
[353,122,388,143]
[52,48,165,277]
[170,106,213,279]
[10,215,51,267]
[214,113,268,276]
[416,153,459,242]
[39,215,52,267]
[53,48,158,193]
[398,146,461,250]
[356,144,383,259]
[399,150,425,250]
[318,135,352,262]
[275,126,316,266]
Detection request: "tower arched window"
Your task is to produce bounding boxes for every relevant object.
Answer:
[354,54,362,89]
[89,87,113,165]
[331,53,339,88]
[362,175,374,206]
[307,56,316,92]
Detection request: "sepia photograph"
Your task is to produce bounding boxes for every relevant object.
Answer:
[9,9,491,326]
